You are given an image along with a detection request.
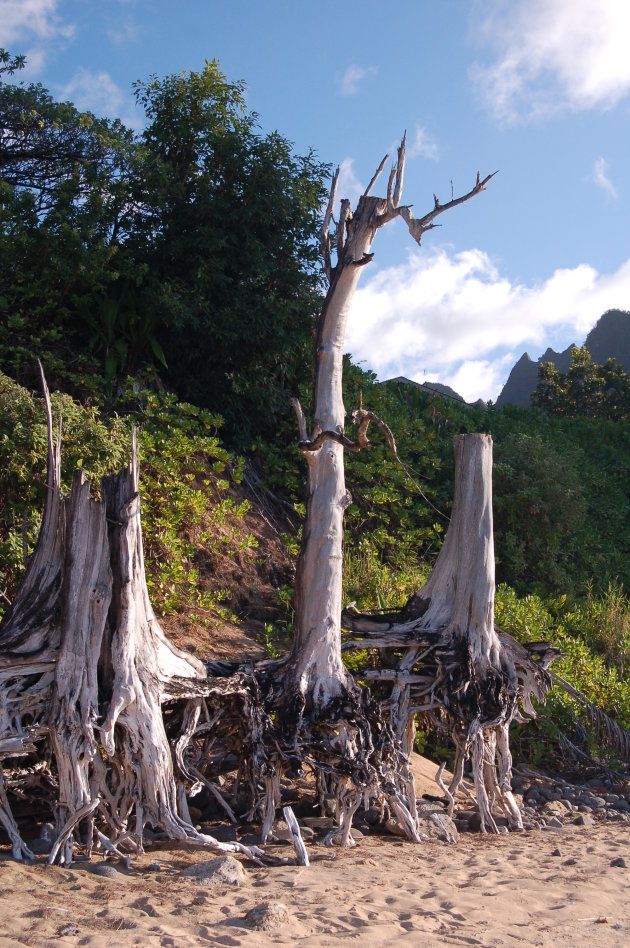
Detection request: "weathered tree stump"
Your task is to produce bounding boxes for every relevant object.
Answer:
[0,371,262,864]
[342,433,558,832]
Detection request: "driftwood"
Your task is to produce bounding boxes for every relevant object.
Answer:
[0,146,555,861]
[0,385,558,863]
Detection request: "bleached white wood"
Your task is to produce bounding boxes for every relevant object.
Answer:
[291,140,494,714]
[412,435,500,669]
[282,805,310,866]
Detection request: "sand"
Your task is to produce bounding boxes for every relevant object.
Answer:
[2,758,629,947]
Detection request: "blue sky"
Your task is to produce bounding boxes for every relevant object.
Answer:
[3,0,630,401]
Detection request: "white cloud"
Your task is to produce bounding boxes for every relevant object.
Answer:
[592,157,618,199]
[0,0,75,74]
[408,125,439,161]
[340,64,376,96]
[346,247,630,402]
[471,0,630,122]
[0,0,73,42]
[56,68,138,125]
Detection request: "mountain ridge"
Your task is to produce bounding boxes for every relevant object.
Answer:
[496,308,630,408]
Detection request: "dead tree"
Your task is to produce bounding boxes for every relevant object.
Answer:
[342,434,559,832]
[0,368,263,864]
[274,137,497,842]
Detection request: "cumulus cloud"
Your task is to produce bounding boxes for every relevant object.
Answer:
[471,0,630,122]
[339,64,376,96]
[408,125,439,161]
[592,157,618,199]
[346,247,630,402]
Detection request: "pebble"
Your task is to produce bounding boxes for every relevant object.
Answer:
[58,923,79,937]
[610,857,627,868]
[551,848,562,856]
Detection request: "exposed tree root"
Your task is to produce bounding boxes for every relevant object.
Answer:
[0,383,558,865]
[0,373,264,865]
[340,435,560,833]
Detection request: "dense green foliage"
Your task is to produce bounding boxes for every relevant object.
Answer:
[533,344,630,420]
[0,55,327,444]
[2,50,630,769]
[132,64,328,443]
[496,585,630,767]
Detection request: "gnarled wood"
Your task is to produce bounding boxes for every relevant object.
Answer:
[0,385,263,865]
[341,434,558,832]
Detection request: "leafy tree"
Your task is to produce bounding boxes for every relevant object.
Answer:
[1,56,328,444]
[132,61,329,444]
[0,56,146,393]
[533,345,630,420]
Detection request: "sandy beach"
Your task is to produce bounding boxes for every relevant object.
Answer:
[2,820,629,947]
[2,755,629,947]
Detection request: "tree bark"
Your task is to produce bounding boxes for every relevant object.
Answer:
[341,433,557,833]
[0,386,262,864]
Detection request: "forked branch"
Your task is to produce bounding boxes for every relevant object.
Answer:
[395,170,498,245]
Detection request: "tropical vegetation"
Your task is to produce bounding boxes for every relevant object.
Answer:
[2,49,630,771]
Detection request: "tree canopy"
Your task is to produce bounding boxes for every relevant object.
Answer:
[533,345,630,420]
[0,55,328,444]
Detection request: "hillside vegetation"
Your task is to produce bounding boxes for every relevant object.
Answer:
[2,50,630,772]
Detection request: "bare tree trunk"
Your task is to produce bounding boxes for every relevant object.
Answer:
[290,254,374,706]
[410,434,500,670]
[289,141,494,711]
